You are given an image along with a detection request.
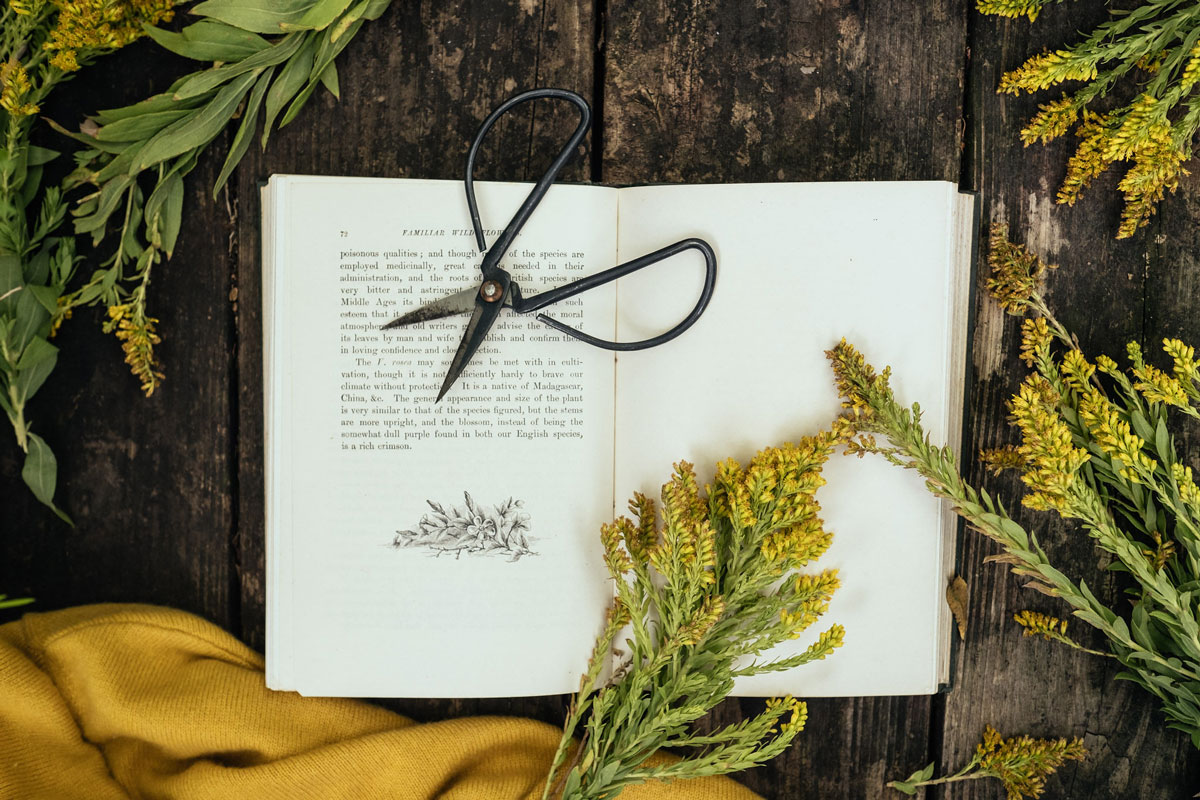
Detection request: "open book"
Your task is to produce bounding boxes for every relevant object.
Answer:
[262,176,975,698]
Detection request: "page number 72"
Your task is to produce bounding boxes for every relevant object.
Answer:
[339,230,349,238]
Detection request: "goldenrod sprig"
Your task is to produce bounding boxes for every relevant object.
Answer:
[1013,609,1113,657]
[53,0,394,395]
[984,0,1200,237]
[0,0,395,517]
[544,441,845,799]
[890,725,1086,799]
[827,226,1200,748]
[0,0,168,520]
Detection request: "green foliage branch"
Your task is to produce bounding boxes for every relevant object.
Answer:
[980,0,1200,237]
[0,0,392,516]
[543,443,846,799]
[827,225,1200,747]
[889,725,1086,799]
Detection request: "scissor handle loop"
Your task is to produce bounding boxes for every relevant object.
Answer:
[464,88,591,270]
[517,238,717,352]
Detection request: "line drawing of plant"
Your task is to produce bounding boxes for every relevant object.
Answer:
[391,491,535,561]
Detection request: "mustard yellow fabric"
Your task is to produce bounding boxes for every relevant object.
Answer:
[0,603,761,800]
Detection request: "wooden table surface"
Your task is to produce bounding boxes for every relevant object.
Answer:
[3,2,1199,798]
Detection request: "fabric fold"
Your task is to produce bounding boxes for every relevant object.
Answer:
[0,603,760,800]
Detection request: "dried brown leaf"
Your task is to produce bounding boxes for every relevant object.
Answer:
[946,575,969,640]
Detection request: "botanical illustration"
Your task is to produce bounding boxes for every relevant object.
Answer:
[391,492,535,561]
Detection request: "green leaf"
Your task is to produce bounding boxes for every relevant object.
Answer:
[26,146,59,167]
[360,0,393,20]
[135,70,261,170]
[72,175,133,240]
[93,91,207,125]
[1130,410,1154,445]
[0,254,20,298]
[191,0,317,34]
[1155,417,1171,464]
[172,31,304,100]
[16,336,56,371]
[261,35,317,145]
[279,19,362,129]
[888,781,918,795]
[278,75,322,128]
[318,60,339,97]
[914,762,936,782]
[161,172,185,257]
[144,20,270,61]
[214,66,273,196]
[329,1,366,42]
[95,109,192,143]
[21,433,70,524]
[13,343,56,404]
[279,0,353,31]
[8,289,50,353]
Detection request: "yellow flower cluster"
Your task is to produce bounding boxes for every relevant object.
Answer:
[976,0,1049,21]
[601,519,635,575]
[1106,94,1167,161]
[1172,464,1200,508]
[1013,609,1069,641]
[1114,121,1189,239]
[780,570,840,638]
[1165,338,1199,387]
[43,0,176,72]
[1141,530,1177,572]
[645,461,717,587]
[999,50,1098,94]
[1132,362,1190,408]
[980,444,1026,474]
[975,725,1087,800]
[0,59,38,117]
[1183,42,1200,92]
[1058,111,1115,206]
[746,437,836,568]
[986,224,1056,316]
[677,594,725,646]
[1060,349,1094,393]
[1009,377,1090,512]
[764,696,808,735]
[1029,93,1188,237]
[1094,353,1120,377]
[1019,318,1052,367]
[1077,388,1157,482]
[104,303,164,396]
[1020,96,1077,146]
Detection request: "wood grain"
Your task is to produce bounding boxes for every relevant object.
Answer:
[602,1,966,797]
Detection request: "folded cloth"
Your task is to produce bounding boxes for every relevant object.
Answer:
[0,603,761,800]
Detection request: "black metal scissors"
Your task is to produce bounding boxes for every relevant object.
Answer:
[382,88,717,402]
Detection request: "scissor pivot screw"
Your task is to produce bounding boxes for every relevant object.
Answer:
[480,280,504,303]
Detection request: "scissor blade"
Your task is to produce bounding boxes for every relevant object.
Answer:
[436,298,504,402]
[381,287,480,330]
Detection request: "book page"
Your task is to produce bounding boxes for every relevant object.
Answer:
[613,182,964,697]
[265,176,617,697]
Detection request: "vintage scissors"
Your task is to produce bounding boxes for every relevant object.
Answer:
[382,88,717,402]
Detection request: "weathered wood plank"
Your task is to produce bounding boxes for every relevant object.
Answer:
[603,2,967,797]
[233,0,595,727]
[948,6,1200,798]
[0,42,236,631]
